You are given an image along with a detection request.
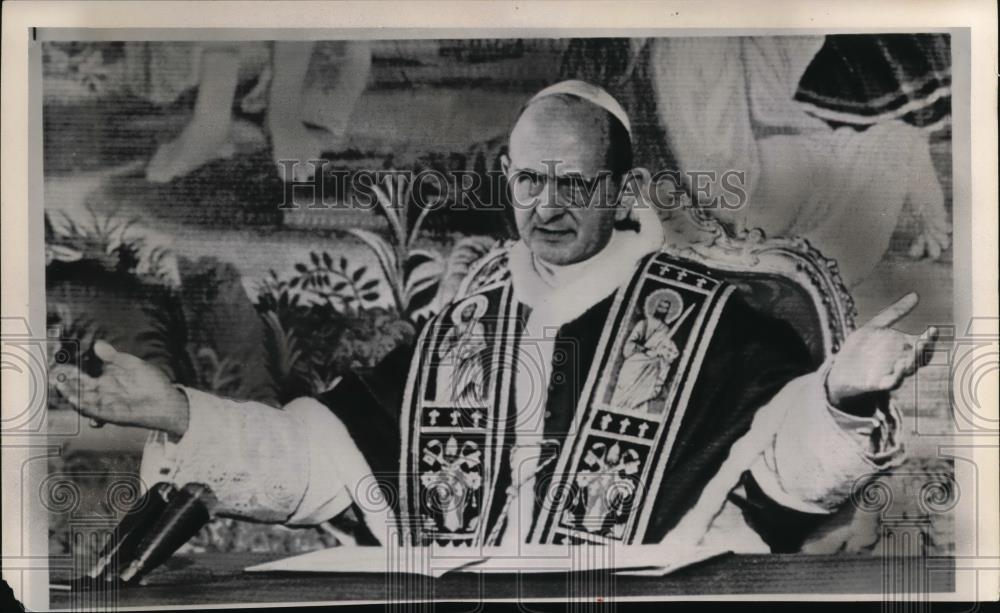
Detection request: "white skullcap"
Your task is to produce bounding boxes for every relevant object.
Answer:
[527,79,632,136]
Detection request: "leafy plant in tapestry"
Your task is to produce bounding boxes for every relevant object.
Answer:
[255,170,495,403]
[356,170,501,320]
[254,258,414,403]
[45,207,195,387]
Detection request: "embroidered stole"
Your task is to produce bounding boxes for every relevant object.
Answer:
[398,251,734,545]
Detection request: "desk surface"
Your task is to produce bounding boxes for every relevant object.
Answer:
[50,553,956,608]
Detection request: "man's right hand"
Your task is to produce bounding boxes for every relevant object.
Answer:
[51,340,190,440]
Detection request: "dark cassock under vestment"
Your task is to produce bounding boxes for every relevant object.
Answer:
[141,214,904,553]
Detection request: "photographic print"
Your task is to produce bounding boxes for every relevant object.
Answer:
[2,2,996,610]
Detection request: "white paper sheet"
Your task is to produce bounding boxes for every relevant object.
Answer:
[245,544,731,578]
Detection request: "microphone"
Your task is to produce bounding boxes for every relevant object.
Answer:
[72,482,215,590]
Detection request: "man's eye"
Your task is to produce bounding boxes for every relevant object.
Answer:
[515,173,544,194]
[557,177,593,204]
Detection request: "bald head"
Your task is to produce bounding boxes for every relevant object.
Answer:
[509,95,632,180]
[504,93,634,265]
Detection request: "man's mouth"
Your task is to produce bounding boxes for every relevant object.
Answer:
[534,226,575,240]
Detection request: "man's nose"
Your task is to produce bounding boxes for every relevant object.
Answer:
[534,184,568,223]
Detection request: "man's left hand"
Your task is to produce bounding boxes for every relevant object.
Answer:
[826,292,938,408]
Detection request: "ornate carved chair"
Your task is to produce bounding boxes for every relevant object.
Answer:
[658,205,857,369]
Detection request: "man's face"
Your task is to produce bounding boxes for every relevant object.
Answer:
[505,99,628,266]
[654,298,671,320]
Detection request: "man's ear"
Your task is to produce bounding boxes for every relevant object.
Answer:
[500,154,511,178]
[614,196,633,223]
[614,168,646,222]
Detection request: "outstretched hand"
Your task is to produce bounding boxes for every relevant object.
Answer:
[50,340,190,439]
[826,292,938,407]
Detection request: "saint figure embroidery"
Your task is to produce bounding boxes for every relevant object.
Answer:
[610,288,693,412]
[435,295,490,406]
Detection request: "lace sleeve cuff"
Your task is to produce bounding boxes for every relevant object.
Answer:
[749,363,906,514]
[139,387,310,523]
[282,397,354,525]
